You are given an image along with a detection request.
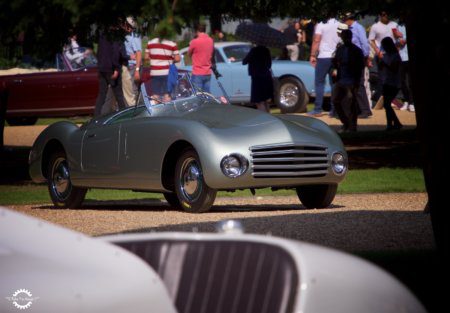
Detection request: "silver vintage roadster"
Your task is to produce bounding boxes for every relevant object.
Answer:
[29,73,348,213]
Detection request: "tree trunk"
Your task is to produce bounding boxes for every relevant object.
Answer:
[407,2,449,260]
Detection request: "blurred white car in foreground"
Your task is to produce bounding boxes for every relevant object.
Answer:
[0,208,426,313]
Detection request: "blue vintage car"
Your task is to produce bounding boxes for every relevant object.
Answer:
[178,41,331,113]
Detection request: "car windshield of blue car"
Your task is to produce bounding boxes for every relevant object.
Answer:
[223,44,251,62]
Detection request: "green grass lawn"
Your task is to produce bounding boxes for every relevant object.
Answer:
[0,168,425,205]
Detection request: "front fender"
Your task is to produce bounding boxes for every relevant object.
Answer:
[28,121,81,183]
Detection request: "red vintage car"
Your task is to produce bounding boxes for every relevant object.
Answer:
[0,49,99,125]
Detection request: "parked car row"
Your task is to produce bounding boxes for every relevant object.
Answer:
[1,42,331,125]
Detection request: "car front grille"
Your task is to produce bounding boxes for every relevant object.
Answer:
[250,143,329,178]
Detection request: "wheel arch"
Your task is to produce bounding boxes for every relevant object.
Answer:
[161,140,194,191]
[41,139,66,180]
[277,73,303,85]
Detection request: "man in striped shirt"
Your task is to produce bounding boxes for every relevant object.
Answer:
[145,32,180,102]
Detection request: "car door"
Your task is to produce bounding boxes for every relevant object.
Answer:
[6,71,79,117]
[80,120,121,187]
[219,45,251,102]
[72,67,98,115]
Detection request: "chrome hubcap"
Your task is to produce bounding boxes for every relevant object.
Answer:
[279,83,299,107]
[51,157,71,201]
[179,157,202,202]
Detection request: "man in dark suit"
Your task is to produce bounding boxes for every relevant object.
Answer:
[332,29,365,132]
[94,28,128,117]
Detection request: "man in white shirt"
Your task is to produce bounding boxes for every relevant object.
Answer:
[368,10,400,57]
[397,21,415,112]
[309,14,340,116]
[368,10,401,108]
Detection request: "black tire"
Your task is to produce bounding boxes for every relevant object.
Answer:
[47,150,87,208]
[296,184,337,209]
[163,192,181,209]
[6,117,38,126]
[174,148,216,213]
[275,77,309,114]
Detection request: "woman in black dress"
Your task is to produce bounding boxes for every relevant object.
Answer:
[242,44,274,112]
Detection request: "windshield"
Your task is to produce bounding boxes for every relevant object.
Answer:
[61,47,97,71]
[222,44,251,62]
[140,72,229,116]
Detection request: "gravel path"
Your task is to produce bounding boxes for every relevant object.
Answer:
[7,192,433,253]
[4,110,428,253]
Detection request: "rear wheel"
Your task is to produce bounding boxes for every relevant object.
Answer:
[296,184,337,209]
[275,77,309,113]
[6,117,38,126]
[174,148,216,213]
[47,150,87,208]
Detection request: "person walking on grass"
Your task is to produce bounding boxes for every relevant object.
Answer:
[342,12,373,118]
[332,29,365,133]
[94,28,127,117]
[379,37,403,131]
[308,12,340,117]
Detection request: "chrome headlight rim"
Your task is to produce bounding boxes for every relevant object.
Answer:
[220,153,249,178]
[331,152,347,176]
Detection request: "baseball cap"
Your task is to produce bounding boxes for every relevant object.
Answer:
[343,12,356,20]
[126,16,136,28]
[337,23,349,33]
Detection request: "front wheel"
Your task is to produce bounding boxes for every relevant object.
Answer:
[174,148,216,213]
[296,184,337,209]
[47,151,87,208]
[275,77,309,113]
[163,192,181,209]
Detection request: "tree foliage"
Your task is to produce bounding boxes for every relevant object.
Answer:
[0,0,418,64]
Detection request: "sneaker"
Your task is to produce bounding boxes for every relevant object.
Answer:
[307,111,324,117]
[400,102,409,111]
[408,104,415,112]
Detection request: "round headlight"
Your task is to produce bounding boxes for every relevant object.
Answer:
[221,154,248,178]
[331,152,347,175]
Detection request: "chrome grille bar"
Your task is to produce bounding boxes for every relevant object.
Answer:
[251,149,328,156]
[250,143,329,178]
[253,170,329,177]
[252,157,328,163]
[253,163,328,170]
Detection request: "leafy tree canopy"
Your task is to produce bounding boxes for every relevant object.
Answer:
[0,0,446,64]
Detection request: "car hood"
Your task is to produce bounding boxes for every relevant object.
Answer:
[182,104,339,147]
[184,104,276,128]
